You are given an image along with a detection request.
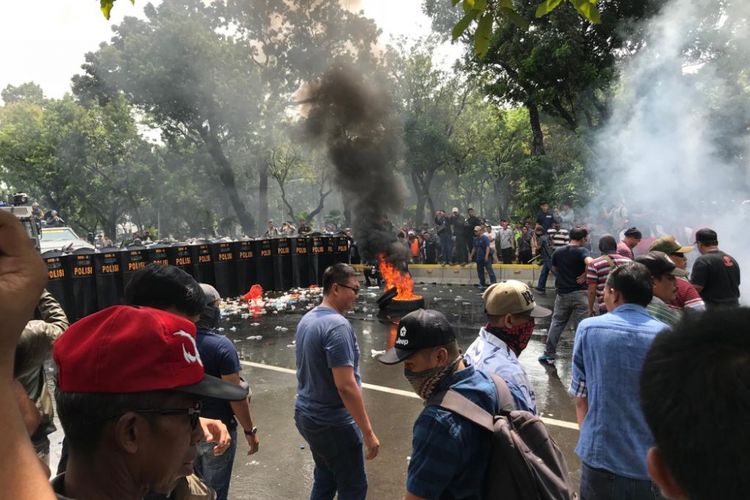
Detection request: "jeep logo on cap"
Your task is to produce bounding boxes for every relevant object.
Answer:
[396,326,409,346]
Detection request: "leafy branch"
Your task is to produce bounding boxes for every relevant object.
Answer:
[450,0,601,57]
[100,0,135,20]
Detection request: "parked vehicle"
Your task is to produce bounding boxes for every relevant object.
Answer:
[40,226,95,253]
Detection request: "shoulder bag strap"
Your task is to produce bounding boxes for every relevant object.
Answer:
[429,390,495,432]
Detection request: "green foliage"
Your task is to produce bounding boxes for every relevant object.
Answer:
[448,0,601,57]
[100,0,135,20]
[78,0,382,234]
[99,0,135,20]
[0,94,160,236]
[1,83,45,105]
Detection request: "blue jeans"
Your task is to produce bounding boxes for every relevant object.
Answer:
[580,462,664,500]
[544,290,588,357]
[294,411,367,500]
[537,260,551,289]
[195,427,237,500]
[475,259,496,286]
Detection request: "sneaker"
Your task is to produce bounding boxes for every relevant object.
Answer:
[534,287,546,293]
[538,354,556,365]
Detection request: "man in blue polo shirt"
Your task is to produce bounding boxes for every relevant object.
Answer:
[379,309,499,500]
[570,262,668,499]
[295,263,380,500]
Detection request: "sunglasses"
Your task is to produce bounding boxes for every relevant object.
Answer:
[671,253,685,258]
[337,283,360,295]
[135,401,202,429]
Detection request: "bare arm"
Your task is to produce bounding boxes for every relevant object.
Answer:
[223,372,259,455]
[587,283,598,315]
[575,397,588,427]
[332,366,379,459]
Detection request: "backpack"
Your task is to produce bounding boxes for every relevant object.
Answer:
[429,374,575,500]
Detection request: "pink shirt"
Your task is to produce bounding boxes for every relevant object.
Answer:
[616,240,634,259]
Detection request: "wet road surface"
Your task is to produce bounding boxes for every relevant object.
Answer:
[50,283,583,499]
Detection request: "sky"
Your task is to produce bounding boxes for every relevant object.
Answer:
[0,0,457,100]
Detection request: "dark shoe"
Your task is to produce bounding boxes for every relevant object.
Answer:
[538,354,556,365]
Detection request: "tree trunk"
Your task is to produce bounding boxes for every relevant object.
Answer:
[200,127,256,234]
[258,160,269,235]
[526,102,546,156]
[307,186,332,221]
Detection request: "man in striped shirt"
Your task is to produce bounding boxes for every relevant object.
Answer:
[649,235,705,312]
[635,252,686,327]
[586,235,632,316]
[548,222,570,249]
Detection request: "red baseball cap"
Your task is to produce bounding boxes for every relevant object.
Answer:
[53,305,247,400]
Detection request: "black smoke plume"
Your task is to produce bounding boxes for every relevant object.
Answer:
[301,67,408,265]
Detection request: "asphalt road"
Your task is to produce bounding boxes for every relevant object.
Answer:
[48,283,582,499]
[221,284,581,499]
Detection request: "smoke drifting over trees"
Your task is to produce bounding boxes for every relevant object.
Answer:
[588,0,750,299]
[302,67,409,264]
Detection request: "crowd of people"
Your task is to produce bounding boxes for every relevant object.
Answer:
[1,203,748,500]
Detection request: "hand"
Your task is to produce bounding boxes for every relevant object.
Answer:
[576,271,587,284]
[364,431,380,460]
[0,210,48,355]
[245,432,260,456]
[199,417,231,456]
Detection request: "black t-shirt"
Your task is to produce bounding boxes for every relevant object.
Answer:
[536,211,555,231]
[551,245,590,294]
[691,250,741,305]
[465,216,481,238]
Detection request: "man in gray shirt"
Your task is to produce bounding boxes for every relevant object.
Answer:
[496,219,515,264]
[295,263,380,499]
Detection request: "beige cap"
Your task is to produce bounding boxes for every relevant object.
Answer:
[649,235,694,254]
[482,281,552,317]
[474,225,484,233]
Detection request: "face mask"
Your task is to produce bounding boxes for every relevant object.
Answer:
[403,355,462,400]
[486,318,535,357]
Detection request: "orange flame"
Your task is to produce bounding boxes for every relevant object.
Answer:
[378,254,420,300]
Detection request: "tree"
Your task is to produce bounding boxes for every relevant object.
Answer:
[77,0,383,234]
[266,138,332,224]
[386,38,470,226]
[220,0,382,224]
[1,83,45,105]
[426,0,662,155]
[74,0,264,233]
[0,94,159,238]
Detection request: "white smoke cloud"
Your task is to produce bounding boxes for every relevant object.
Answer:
[589,0,750,302]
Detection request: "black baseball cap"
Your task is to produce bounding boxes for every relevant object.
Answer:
[635,251,688,277]
[378,309,456,365]
[695,228,718,245]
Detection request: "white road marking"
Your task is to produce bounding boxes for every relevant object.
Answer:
[240,360,579,431]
